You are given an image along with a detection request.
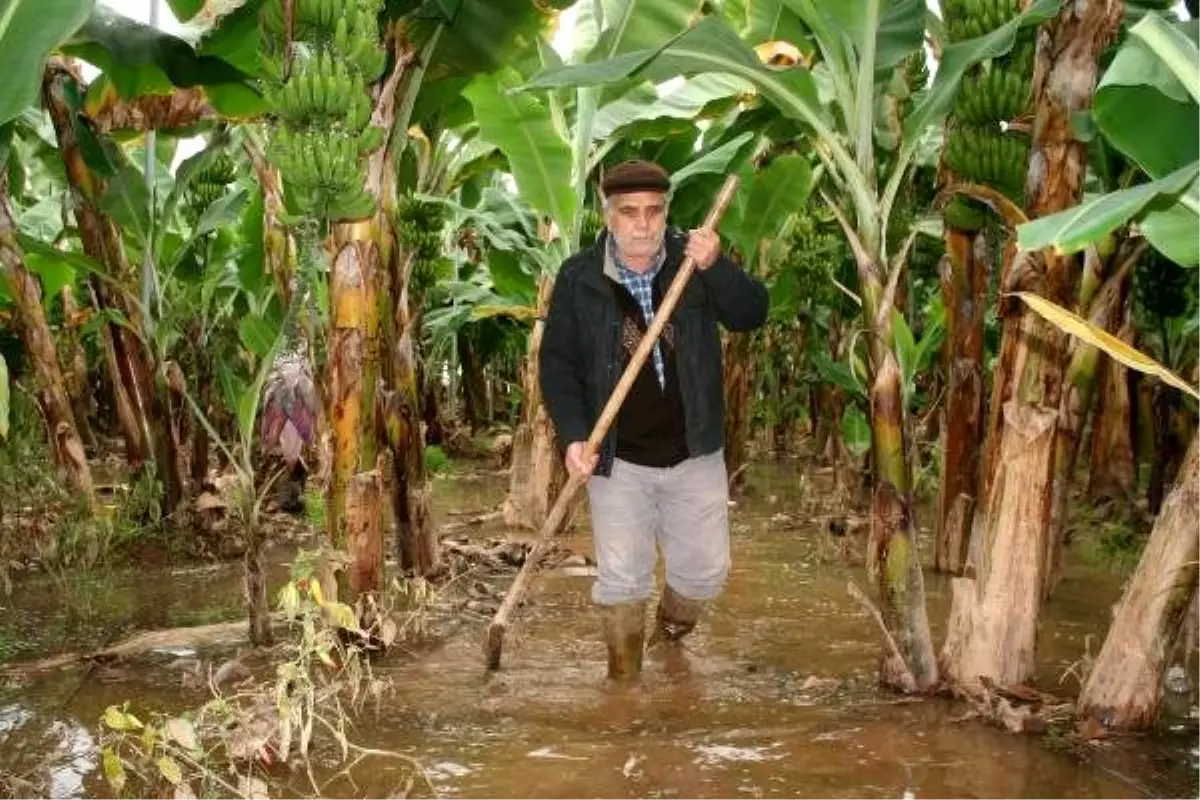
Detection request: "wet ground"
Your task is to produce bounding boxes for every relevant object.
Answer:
[0,459,1196,798]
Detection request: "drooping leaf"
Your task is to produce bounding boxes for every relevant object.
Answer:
[903,0,1064,144]
[1015,163,1198,261]
[731,153,812,270]
[1130,13,1200,104]
[0,0,95,126]
[669,131,755,192]
[525,16,829,144]
[61,5,247,99]
[463,68,576,240]
[590,0,706,58]
[1093,18,1199,179]
[1014,291,1199,400]
[592,73,752,140]
[404,0,569,122]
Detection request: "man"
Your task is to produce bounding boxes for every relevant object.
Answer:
[539,160,768,680]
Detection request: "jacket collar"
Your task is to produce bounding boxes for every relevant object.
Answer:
[580,229,685,294]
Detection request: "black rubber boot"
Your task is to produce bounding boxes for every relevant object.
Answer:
[647,585,706,647]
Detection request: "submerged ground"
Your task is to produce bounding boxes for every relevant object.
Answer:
[0,459,1196,798]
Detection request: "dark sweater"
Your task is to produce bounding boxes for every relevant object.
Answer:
[611,279,689,468]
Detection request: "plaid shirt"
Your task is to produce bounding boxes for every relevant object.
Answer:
[611,241,667,388]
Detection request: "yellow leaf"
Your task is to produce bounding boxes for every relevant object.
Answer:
[101,748,126,794]
[1013,292,1200,401]
[103,706,143,731]
[309,579,324,606]
[469,304,537,323]
[277,582,301,617]
[157,755,183,786]
[327,601,361,632]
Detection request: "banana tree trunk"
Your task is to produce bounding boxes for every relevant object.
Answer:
[58,286,95,451]
[504,274,567,530]
[43,60,183,512]
[385,244,437,576]
[858,257,938,693]
[87,280,142,465]
[459,331,489,433]
[190,345,212,485]
[0,176,93,497]
[942,0,1123,689]
[935,229,988,575]
[1087,316,1137,501]
[327,231,378,595]
[1146,384,1188,514]
[1044,245,1136,597]
[1077,434,1198,729]
[723,331,754,493]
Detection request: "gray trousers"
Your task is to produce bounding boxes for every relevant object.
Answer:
[585,449,730,606]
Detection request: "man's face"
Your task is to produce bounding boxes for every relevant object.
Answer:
[604,191,667,264]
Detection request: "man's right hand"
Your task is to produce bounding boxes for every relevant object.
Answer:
[565,441,598,477]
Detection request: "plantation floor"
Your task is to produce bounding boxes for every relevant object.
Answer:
[0,459,1196,798]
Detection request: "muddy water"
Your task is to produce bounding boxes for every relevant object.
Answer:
[1,460,1196,798]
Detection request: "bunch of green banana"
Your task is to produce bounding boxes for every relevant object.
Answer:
[941,0,1037,232]
[258,0,388,222]
[261,0,382,39]
[953,66,1032,124]
[264,51,360,126]
[942,0,1023,42]
[269,127,375,221]
[943,126,1030,198]
[184,153,238,223]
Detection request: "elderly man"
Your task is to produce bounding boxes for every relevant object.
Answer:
[539,160,768,680]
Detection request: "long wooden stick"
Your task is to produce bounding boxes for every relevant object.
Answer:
[484,174,741,670]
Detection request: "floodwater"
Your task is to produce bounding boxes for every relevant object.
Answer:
[0,460,1196,798]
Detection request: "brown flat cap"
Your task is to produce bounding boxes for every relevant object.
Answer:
[600,159,671,196]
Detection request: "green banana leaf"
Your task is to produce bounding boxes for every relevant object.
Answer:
[592,73,752,140]
[0,0,95,126]
[1016,163,1199,263]
[463,68,577,249]
[731,0,810,50]
[590,0,706,58]
[728,153,813,272]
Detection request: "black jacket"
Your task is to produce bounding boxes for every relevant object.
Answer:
[538,228,769,477]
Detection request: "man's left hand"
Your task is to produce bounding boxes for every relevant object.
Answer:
[686,228,720,270]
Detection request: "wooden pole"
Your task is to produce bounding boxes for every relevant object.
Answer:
[483,174,741,670]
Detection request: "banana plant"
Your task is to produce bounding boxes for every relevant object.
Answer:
[520,0,1064,691]
[980,11,1200,732]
